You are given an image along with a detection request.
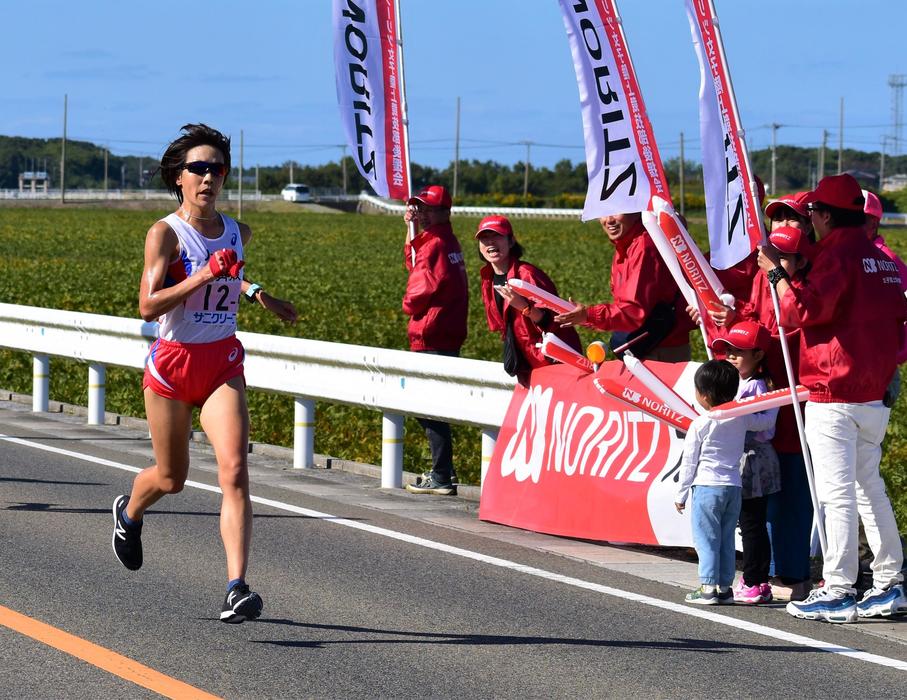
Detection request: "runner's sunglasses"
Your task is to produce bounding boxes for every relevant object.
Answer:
[183,161,228,177]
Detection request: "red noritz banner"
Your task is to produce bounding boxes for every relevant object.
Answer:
[558,0,670,221]
[480,361,697,547]
[333,0,409,200]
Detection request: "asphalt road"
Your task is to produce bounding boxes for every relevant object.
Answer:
[1,402,906,699]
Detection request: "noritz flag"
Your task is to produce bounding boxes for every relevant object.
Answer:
[333,0,410,200]
[558,0,670,221]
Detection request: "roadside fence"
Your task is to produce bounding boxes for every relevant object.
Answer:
[0,303,514,489]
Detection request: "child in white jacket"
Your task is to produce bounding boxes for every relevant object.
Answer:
[675,360,777,605]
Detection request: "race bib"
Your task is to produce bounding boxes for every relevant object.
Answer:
[184,278,241,325]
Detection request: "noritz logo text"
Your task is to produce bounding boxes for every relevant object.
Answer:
[500,384,667,484]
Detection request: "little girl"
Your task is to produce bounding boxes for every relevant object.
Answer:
[675,359,777,605]
[712,321,780,604]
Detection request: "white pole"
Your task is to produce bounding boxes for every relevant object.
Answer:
[88,363,106,425]
[706,0,825,555]
[33,354,49,412]
[381,412,404,489]
[293,397,315,469]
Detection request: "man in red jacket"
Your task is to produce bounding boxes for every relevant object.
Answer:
[554,212,692,361]
[758,174,907,623]
[401,185,468,496]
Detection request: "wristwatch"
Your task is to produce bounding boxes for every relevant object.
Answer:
[766,266,789,287]
[244,283,263,302]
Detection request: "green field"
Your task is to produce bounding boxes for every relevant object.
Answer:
[2,206,907,531]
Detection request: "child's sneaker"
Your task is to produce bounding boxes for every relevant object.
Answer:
[786,587,857,623]
[716,587,735,605]
[685,586,718,605]
[733,577,764,604]
[758,581,773,603]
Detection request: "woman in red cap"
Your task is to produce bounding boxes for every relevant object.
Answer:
[475,215,581,385]
[711,321,779,604]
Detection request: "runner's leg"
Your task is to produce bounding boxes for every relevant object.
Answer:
[125,388,193,521]
[200,376,251,582]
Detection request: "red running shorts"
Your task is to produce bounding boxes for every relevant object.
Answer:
[143,336,245,407]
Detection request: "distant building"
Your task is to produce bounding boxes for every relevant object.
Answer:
[882,174,907,192]
[19,170,49,194]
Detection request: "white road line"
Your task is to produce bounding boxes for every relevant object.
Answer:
[4,432,907,672]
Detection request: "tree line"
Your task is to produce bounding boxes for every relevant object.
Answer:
[2,134,906,210]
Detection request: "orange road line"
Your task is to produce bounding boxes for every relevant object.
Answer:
[0,604,221,700]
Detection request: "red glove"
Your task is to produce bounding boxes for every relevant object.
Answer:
[208,248,244,278]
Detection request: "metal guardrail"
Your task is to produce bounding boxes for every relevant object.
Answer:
[0,303,513,488]
[357,193,583,219]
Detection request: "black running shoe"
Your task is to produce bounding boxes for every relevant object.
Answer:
[220,584,263,624]
[111,495,143,570]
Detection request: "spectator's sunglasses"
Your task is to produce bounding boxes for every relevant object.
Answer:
[183,161,227,178]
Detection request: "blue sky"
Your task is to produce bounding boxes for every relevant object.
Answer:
[2,0,906,169]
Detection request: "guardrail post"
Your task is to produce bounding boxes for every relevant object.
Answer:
[88,363,106,425]
[381,412,404,489]
[293,397,315,469]
[481,427,499,492]
[33,354,49,412]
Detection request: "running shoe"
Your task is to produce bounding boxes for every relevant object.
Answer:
[111,495,142,570]
[856,583,907,619]
[733,578,765,604]
[220,584,263,624]
[685,586,718,605]
[405,473,457,496]
[786,587,857,623]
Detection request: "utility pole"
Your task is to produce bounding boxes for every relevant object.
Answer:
[770,123,780,195]
[238,129,244,220]
[678,131,685,218]
[289,160,294,184]
[61,94,67,203]
[139,157,144,187]
[889,74,906,155]
[838,97,844,174]
[255,164,260,196]
[818,129,827,181]
[880,137,888,192]
[521,140,532,202]
[453,96,461,199]
[103,146,108,196]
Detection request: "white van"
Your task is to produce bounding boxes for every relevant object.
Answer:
[281,183,311,202]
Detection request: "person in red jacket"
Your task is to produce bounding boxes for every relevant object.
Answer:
[554,212,693,361]
[758,174,907,623]
[475,215,581,386]
[401,185,468,496]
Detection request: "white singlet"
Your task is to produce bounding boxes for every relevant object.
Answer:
[156,212,244,344]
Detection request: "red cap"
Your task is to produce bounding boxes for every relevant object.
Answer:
[804,174,865,212]
[475,214,513,239]
[407,185,452,209]
[862,189,883,220]
[765,192,809,219]
[768,225,809,255]
[710,321,771,352]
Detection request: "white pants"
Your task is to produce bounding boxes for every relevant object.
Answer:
[805,401,903,596]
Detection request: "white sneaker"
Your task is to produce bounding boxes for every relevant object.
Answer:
[786,587,857,624]
[856,583,907,618]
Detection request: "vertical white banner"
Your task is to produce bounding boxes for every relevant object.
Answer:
[685,0,761,269]
[558,0,670,221]
[333,0,410,200]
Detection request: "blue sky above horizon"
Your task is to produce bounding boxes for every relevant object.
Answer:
[3,0,906,169]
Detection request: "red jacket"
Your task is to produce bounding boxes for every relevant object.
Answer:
[714,249,758,305]
[480,259,581,381]
[584,222,693,348]
[737,272,804,454]
[403,222,468,352]
[779,226,907,403]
